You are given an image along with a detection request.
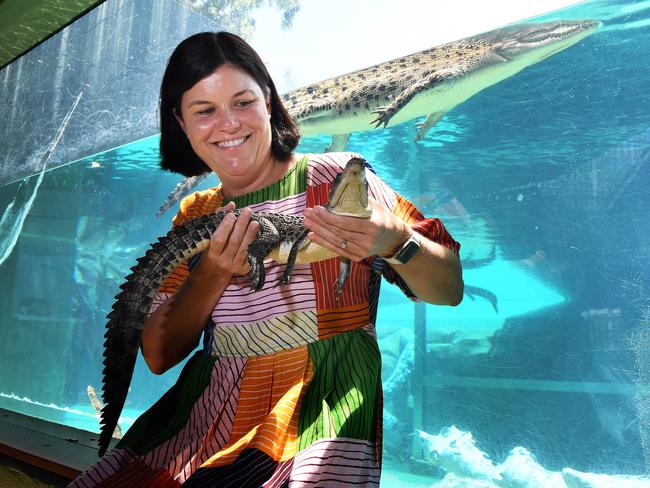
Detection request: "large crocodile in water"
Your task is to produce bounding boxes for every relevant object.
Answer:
[98,157,372,456]
[156,19,600,217]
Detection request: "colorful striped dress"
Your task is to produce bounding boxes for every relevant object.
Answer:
[70,152,459,487]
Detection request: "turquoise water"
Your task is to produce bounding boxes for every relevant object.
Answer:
[0,0,649,485]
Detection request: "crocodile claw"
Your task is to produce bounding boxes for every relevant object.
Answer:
[370,106,394,128]
[275,265,295,289]
[248,263,266,291]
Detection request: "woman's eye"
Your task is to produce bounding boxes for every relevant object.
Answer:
[197,108,213,115]
[236,100,255,108]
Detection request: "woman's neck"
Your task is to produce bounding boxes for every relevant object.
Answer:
[220,153,298,200]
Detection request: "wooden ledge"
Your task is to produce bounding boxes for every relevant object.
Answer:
[0,407,116,481]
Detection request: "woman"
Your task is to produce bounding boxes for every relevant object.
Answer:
[71,31,462,487]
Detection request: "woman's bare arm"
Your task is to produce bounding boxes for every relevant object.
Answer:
[141,204,259,374]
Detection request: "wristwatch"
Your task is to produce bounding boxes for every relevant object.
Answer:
[382,231,421,265]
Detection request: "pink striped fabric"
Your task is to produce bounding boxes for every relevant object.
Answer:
[289,437,380,486]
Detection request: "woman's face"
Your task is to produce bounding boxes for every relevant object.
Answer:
[176,64,274,191]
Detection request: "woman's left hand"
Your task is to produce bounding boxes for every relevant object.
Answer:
[303,197,411,262]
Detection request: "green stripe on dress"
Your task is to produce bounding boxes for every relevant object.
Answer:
[116,352,217,454]
[228,155,308,207]
[297,329,381,449]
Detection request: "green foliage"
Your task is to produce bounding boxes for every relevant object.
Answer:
[179,0,300,38]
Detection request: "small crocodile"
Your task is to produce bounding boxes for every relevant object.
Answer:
[98,157,371,455]
[156,19,600,217]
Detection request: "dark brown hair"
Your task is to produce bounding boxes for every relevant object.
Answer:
[159,32,300,176]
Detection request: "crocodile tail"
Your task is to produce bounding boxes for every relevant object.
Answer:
[156,174,209,218]
[98,213,222,456]
[99,320,142,456]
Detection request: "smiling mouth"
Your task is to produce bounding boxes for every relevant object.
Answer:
[215,136,249,148]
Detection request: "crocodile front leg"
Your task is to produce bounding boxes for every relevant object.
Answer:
[336,257,352,296]
[371,71,451,128]
[247,215,282,291]
[277,230,353,296]
[276,228,311,288]
[414,111,447,141]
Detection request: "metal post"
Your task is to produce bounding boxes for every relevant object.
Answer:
[412,300,426,458]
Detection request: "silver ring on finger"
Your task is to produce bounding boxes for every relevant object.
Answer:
[340,239,348,250]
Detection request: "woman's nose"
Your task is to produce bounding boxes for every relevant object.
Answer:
[215,108,240,131]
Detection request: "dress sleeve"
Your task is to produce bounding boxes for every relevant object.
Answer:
[365,163,461,302]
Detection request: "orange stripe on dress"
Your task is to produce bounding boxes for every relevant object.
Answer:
[394,194,423,224]
[159,263,190,294]
[200,347,313,467]
[176,187,224,223]
[317,303,370,340]
[394,194,461,254]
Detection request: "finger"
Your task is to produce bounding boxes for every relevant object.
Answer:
[306,217,369,261]
[209,212,237,254]
[303,212,365,259]
[219,201,236,212]
[234,218,259,264]
[237,215,260,259]
[225,207,253,252]
[306,205,370,232]
[243,218,260,244]
[307,230,364,262]
[304,210,364,249]
[303,212,344,244]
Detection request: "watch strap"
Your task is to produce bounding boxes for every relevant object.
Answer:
[382,231,421,265]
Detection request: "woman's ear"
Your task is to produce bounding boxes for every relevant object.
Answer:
[173,108,186,134]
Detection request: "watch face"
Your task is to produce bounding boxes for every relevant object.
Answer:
[395,239,420,264]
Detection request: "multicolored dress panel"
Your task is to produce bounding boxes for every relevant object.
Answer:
[70,152,460,487]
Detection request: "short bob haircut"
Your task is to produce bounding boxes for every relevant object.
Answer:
[159,32,301,177]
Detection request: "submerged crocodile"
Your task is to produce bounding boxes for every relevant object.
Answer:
[98,157,372,455]
[157,19,600,217]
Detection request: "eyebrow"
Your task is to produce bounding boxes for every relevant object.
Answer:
[187,89,257,108]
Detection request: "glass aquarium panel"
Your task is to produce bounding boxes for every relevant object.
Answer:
[0,135,190,430]
[1,0,649,486]
[0,0,300,186]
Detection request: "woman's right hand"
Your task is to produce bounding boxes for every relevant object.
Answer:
[200,201,260,278]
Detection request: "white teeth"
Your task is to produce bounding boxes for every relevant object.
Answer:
[217,137,246,148]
